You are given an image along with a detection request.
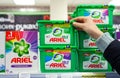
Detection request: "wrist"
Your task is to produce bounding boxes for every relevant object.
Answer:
[91,30,104,39]
[96,32,114,52]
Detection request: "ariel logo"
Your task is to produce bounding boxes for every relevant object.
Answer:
[13,39,30,57]
[53,54,63,62]
[53,28,62,37]
[91,11,101,18]
[90,55,100,63]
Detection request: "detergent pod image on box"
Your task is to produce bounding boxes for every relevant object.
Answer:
[78,50,112,72]
[40,48,78,72]
[73,5,114,27]
[0,32,5,73]
[84,9,109,24]
[5,31,38,74]
[37,20,75,47]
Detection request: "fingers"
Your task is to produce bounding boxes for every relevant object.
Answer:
[72,16,86,22]
[73,22,84,29]
[72,16,92,23]
[72,16,93,31]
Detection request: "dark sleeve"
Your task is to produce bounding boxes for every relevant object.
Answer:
[103,40,120,75]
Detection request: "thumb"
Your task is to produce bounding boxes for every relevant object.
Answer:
[73,22,84,29]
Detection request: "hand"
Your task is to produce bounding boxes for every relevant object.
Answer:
[72,16,104,39]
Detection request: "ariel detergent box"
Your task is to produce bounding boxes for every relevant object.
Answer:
[72,5,114,27]
[37,20,76,48]
[5,31,38,74]
[40,48,78,72]
[0,32,5,73]
[78,49,112,72]
[78,28,115,49]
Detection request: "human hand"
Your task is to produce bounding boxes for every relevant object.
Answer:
[72,16,104,39]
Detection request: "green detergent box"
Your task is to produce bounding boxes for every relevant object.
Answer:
[37,20,77,48]
[78,28,115,49]
[39,47,79,72]
[78,49,112,72]
[72,5,114,27]
[71,10,78,18]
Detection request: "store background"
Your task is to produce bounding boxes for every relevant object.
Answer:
[0,0,120,78]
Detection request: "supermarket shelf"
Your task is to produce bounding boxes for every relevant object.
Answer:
[0,74,45,78]
[106,72,120,78]
[0,72,120,78]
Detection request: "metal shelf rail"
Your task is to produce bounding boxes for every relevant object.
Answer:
[0,72,120,78]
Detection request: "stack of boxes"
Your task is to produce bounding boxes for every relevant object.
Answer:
[37,20,79,72]
[37,4,115,73]
[72,4,115,72]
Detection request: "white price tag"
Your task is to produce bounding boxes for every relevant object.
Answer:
[19,73,30,78]
[61,74,72,78]
[72,73,82,78]
[46,74,58,78]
